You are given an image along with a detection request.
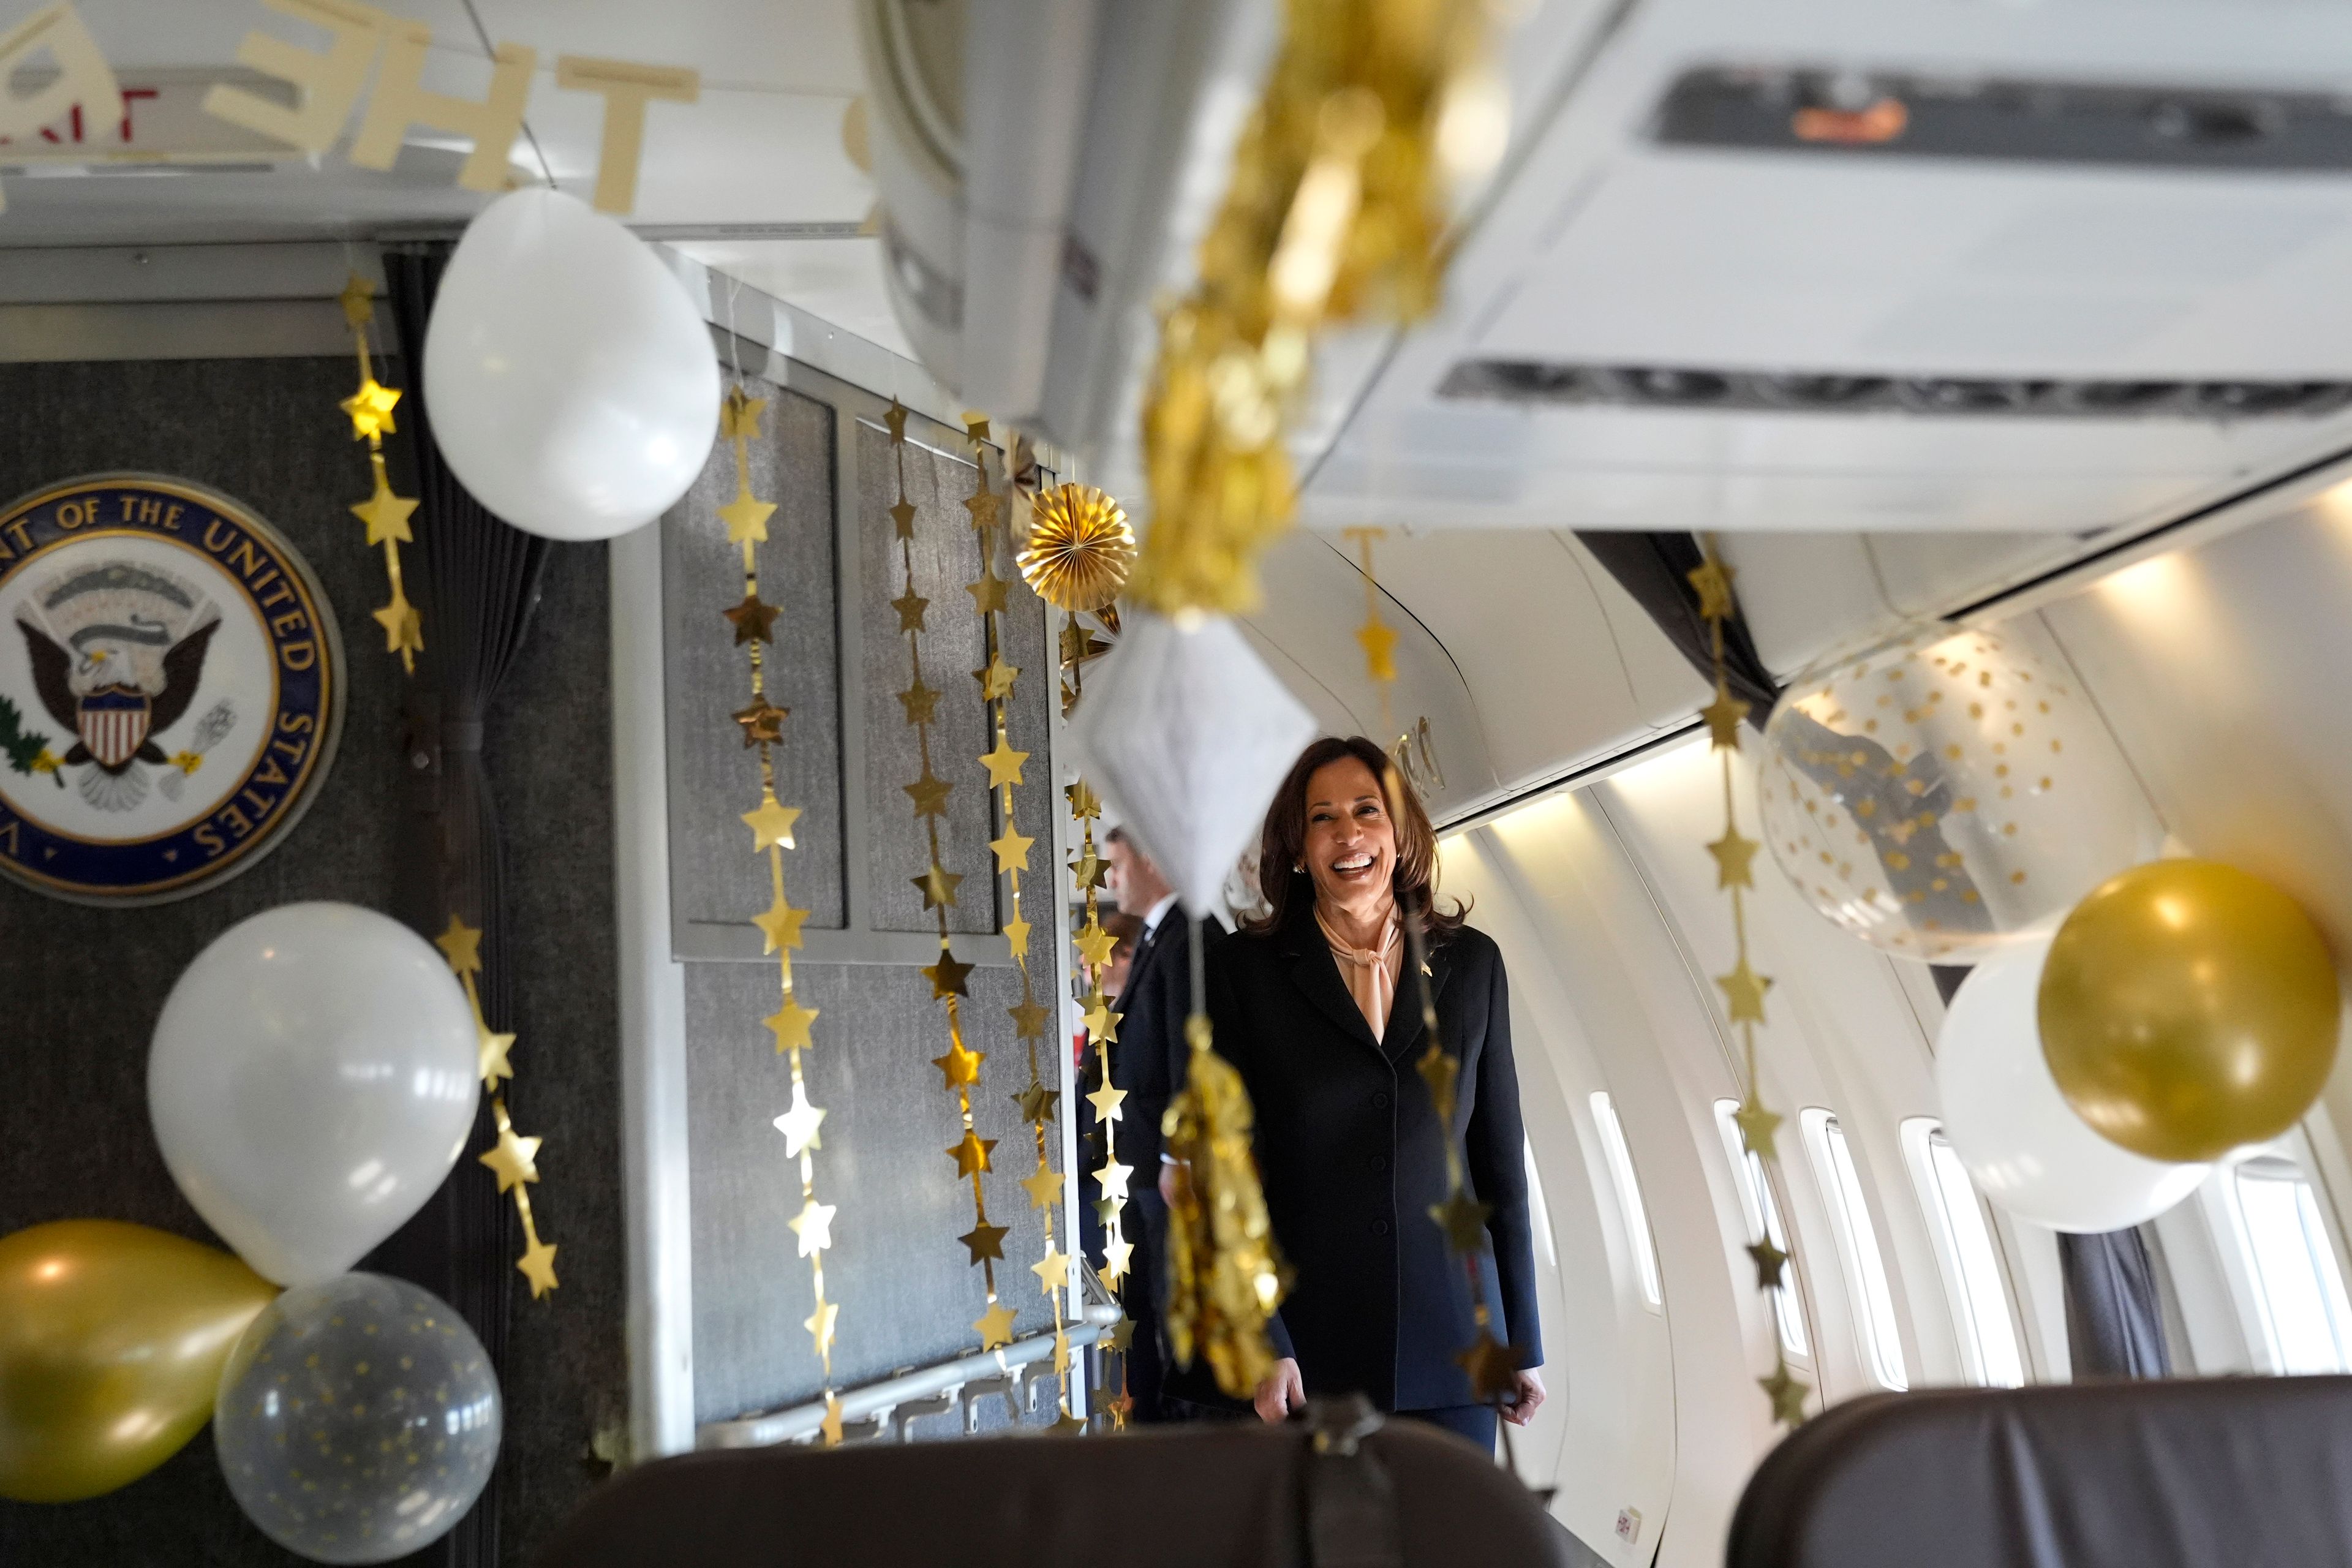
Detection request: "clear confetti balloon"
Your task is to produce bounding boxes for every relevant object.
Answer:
[215,1274,500,1565]
[1758,624,2160,961]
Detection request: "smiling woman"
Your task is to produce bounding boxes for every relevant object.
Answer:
[1202,736,1544,1453]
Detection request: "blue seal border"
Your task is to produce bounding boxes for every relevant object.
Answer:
[0,473,347,905]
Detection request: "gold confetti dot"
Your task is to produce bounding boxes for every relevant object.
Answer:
[1857,799,1877,818]
[1995,764,2010,778]
[1864,719,1879,732]
[1906,890,1926,905]
[1980,671,1992,687]
[1954,796,1976,812]
[1820,851,1833,865]
[2038,700,2050,714]
[1905,778,1926,796]
[2003,823,2018,836]
[1931,878,1948,892]
[2010,870,2027,884]
[2011,722,2024,736]
[2051,738,2063,753]
[2000,785,2013,798]
[1962,889,1980,903]
[1888,852,1912,870]
[1945,744,1962,760]
[1969,702,1984,718]
[1924,918,1943,931]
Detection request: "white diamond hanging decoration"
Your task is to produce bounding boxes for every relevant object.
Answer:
[1067,611,1317,916]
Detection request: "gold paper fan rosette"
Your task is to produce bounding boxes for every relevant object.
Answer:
[1019,483,1135,613]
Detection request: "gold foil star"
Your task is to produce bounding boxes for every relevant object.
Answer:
[341,376,401,442]
[963,487,1003,533]
[338,273,375,327]
[350,470,418,546]
[1357,616,1398,684]
[979,735,1028,788]
[897,678,940,725]
[1749,1236,1790,1291]
[807,1301,839,1362]
[517,1236,559,1298]
[1105,1316,1134,1353]
[764,997,820,1053]
[913,862,963,910]
[1708,826,1761,889]
[1003,911,1031,956]
[889,496,918,539]
[973,1298,1016,1349]
[1021,1165,1064,1210]
[924,948,974,998]
[931,1038,983,1090]
[1701,682,1752,751]
[1687,556,1737,622]
[959,1219,1009,1264]
[963,412,992,444]
[1086,1080,1126,1124]
[772,1086,826,1156]
[1074,919,1117,970]
[480,1125,541,1193]
[788,1198,837,1256]
[373,595,423,658]
[1456,1329,1519,1404]
[1733,1096,1785,1162]
[891,588,929,633]
[436,914,484,975]
[820,1392,845,1446]
[949,1131,998,1178]
[1067,849,1108,891]
[1014,1080,1059,1124]
[1096,1157,1132,1202]
[1031,1245,1069,1296]
[752,895,808,954]
[1008,997,1052,1040]
[720,385,767,440]
[1429,1188,1493,1256]
[1715,957,1772,1025]
[1417,1045,1460,1123]
[477,1023,516,1087]
[722,592,779,645]
[973,655,1018,701]
[742,794,801,851]
[1052,1409,1087,1437]
[883,401,908,443]
[733,698,788,748]
[717,481,775,545]
[1064,779,1102,820]
[905,770,952,818]
[1101,1235,1133,1284]
[1081,998,1121,1044]
[1760,1359,1811,1427]
[967,569,1009,620]
[1061,619,1108,668]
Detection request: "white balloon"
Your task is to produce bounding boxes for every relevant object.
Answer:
[423,187,720,541]
[1937,935,2210,1233]
[149,903,480,1286]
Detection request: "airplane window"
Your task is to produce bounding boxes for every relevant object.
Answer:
[2226,1156,2352,1376]
[1590,1091,1664,1310]
[1802,1108,1909,1390]
[1902,1118,2026,1388]
[1714,1099,1809,1359]
[1524,1137,1559,1270]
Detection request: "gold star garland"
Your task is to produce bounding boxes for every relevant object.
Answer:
[1063,775,1135,1426]
[1129,1,1498,617]
[336,274,423,674]
[961,416,1086,1433]
[715,385,845,1439]
[1689,540,1809,1431]
[434,914,557,1298]
[1343,530,1516,1419]
[884,402,1015,1358]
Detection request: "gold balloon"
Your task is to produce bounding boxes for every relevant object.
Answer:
[1017,483,1134,613]
[0,1219,276,1502]
[2040,860,2343,1164]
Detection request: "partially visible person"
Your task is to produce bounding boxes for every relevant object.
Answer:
[1204,736,1545,1450]
[1076,910,1144,1271]
[1101,825,1227,1422]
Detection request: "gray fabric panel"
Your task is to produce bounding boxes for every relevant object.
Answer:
[662,379,846,933]
[857,426,1000,937]
[0,358,621,1568]
[685,959,1062,1423]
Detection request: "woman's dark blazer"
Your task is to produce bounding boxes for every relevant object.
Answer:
[1205,908,1541,1411]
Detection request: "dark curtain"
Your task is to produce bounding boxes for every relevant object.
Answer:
[1591,531,2173,1384]
[364,244,554,1568]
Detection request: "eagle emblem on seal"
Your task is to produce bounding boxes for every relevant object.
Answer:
[13,559,233,812]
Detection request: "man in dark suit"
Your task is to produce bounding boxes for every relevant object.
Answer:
[1101,824,1226,1422]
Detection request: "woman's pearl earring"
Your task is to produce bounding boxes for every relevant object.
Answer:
[1293,863,1304,873]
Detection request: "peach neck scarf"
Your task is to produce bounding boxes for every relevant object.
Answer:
[1317,904,1403,1038]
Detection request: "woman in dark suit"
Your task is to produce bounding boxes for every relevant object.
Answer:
[1205,735,1545,1449]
